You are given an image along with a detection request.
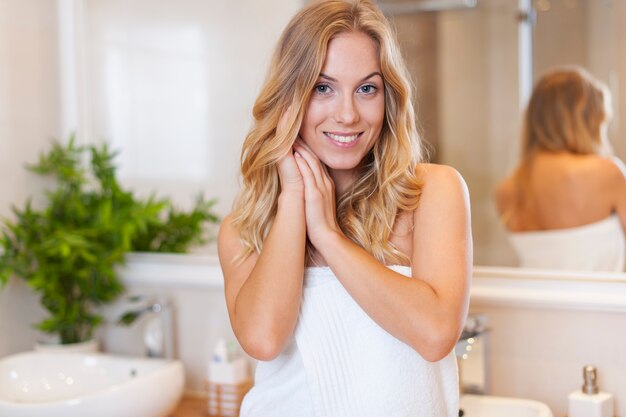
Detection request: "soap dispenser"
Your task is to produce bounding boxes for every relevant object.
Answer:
[568,365,613,417]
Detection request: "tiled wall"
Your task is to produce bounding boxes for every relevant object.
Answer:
[471,303,626,417]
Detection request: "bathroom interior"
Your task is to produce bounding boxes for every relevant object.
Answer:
[1,0,625,416]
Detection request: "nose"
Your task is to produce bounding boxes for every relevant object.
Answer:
[334,94,359,125]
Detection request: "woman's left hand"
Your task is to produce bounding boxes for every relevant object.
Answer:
[293,139,342,248]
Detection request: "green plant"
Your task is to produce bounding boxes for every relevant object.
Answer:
[0,135,219,344]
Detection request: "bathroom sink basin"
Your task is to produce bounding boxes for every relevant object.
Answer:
[0,351,184,417]
[460,394,554,417]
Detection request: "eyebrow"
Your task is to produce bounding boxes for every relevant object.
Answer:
[319,72,383,82]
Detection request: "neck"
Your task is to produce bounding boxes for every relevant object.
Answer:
[328,168,357,196]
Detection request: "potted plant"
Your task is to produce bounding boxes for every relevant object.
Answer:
[0,135,218,346]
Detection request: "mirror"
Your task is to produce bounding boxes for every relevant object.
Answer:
[23,0,620,271]
[386,0,624,268]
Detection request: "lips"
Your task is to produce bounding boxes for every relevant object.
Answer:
[324,131,362,147]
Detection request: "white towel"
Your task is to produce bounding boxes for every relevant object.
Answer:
[241,265,459,417]
[507,214,625,272]
[295,265,459,417]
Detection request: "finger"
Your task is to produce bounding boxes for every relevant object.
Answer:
[293,138,320,161]
[316,158,332,182]
[304,151,333,192]
[294,137,311,151]
[277,150,303,189]
[293,142,325,187]
[294,140,335,194]
[294,151,318,194]
[321,166,334,191]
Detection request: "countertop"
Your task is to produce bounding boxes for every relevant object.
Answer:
[171,395,209,417]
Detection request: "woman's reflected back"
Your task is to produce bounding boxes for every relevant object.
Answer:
[495,66,626,271]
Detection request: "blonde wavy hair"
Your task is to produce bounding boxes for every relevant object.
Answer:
[508,66,613,221]
[231,0,424,265]
[521,66,611,158]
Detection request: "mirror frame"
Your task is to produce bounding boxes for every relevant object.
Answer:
[119,254,626,313]
[472,266,626,312]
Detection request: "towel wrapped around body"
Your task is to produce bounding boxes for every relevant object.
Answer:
[506,214,625,272]
[240,265,459,417]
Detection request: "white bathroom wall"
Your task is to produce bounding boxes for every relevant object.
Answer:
[611,0,626,160]
[470,303,626,417]
[0,0,63,220]
[0,0,301,358]
[79,0,302,218]
[0,0,63,357]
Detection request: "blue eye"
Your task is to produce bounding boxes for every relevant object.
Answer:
[358,84,377,95]
[314,83,332,95]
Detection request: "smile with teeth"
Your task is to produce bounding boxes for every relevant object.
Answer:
[325,132,360,143]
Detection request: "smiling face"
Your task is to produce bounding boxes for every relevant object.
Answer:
[299,31,385,188]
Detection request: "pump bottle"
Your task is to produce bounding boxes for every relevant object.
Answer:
[568,365,613,417]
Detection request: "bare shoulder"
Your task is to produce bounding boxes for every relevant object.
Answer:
[602,156,626,181]
[217,212,259,285]
[417,163,469,196]
[582,156,626,186]
[218,213,237,248]
[411,164,472,276]
[217,213,244,268]
[493,174,516,214]
[415,163,470,215]
[602,158,626,199]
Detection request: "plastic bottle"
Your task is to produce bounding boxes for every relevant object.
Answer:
[206,338,251,417]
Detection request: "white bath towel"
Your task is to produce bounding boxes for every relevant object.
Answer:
[240,265,459,417]
[506,214,625,272]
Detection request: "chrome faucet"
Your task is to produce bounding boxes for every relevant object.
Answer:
[456,313,489,395]
[118,296,176,359]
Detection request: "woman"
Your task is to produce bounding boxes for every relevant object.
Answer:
[495,66,626,271]
[218,1,472,415]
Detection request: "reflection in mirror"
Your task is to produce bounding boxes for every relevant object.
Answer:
[494,67,625,272]
[387,0,625,268]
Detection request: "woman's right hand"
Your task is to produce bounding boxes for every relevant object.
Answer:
[276,107,304,195]
[218,107,307,361]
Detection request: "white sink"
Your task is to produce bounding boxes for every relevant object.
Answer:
[0,351,184,417]
[460,394,554,417]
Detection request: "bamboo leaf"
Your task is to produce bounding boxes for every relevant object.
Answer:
[0,134,220,344]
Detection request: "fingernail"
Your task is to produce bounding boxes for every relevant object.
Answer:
[294,151,302,158]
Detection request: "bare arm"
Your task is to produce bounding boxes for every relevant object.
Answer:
[324,166,471,361]
[218,114,307,361]
[294,140,472,362]
[607,157,626,235]
[218,196,305,360]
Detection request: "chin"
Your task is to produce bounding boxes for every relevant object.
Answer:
[323,158,363,171]
[312,146,371,172]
